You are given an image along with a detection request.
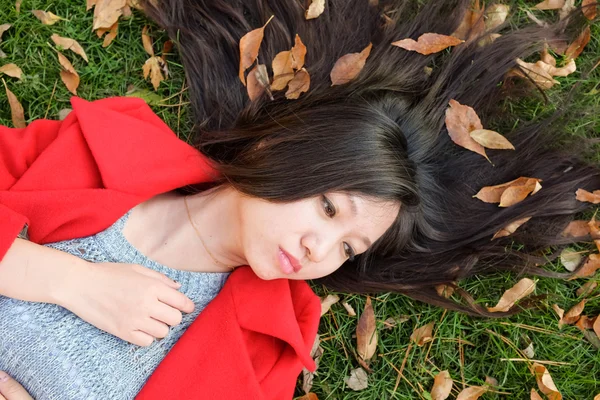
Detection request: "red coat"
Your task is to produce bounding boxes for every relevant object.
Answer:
[0,96,321,399]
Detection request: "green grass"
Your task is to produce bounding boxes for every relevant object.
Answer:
[1,1,600,399]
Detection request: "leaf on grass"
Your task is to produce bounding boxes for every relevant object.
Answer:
[552,304,565,322]
[0,63,22,79]
[560,299,586,327]
[444,99,488,161]
[238,15,274,86]
[330,43,372,86]
[93,0,126,30]
[57,52,79,95]
[565,26,591,61]
[320,294,340,317]
[391,33,463,55]
[474,177,542,207]
[430,370,453,400]
[485,376,498,387]
[534,0,565,10]
[513,59,561,90]
[456,386,487,400]
[435,284,455,298]
[594,314,600,338]
[570,254,600,279]
[452,0,485,41]
[559,0,576,20]
[305,0,325,20]
[51,34,88,62]
[531,389,544,400]
[410,321,434,346]
[142,56,165,91]
[141,25,154,56]
[532,363,562,400]
[582,0,598,20]
[31,10,64,25]
[576,281,598,297]
[2,80,26,128]
[562,220,591,237]
[469,129,514,150]
[484,4,510,31]
[0,24,11,40]
[356,296,378,361]
[492,216,532,240]
[286,68,310,99]
[344,367,368,391]
[575,315,595,331]
[296,394,319,400]
[58,108,72,120]
[342,301,356,316]
[302,334,323,394]
[487,278,535,312]
[15,0,22,13]
[383,315,409,329]
[576,188,600,204]
[97,21,118,47]
[125,87,163,106]
[560,248,583,272]
[87,0,98,11]
[522,342,535,358]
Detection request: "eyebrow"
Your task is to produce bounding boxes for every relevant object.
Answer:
[348,194,373,249]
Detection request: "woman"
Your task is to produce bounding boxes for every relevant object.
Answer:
[0,0,598,399]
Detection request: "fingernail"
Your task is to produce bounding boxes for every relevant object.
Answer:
[0,372,9,382]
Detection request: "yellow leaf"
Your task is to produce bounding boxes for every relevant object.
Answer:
[320,294,340,317]
[410,321,434,346]
[141,25,154,56]
[51,34,89,62]
[238,15,274,86]
[330,43,373,86]
[391,33,463,55]
[0,63,23,79]
[93,0,126,30]
[286,68,310,99]
[487,278,535,312]
[469,129,515,150]
[271,50,294,91]
[356,296,377,361]
[484,4,510,31]
[305,0,325,19]
[492,216,531,240]
[532,363,562,400]
[430,370,453,400]
[31,10,64,25]
[444,99,489,161]
[142,56,165,91]
[2,80,26,128]
[456,386,487,400]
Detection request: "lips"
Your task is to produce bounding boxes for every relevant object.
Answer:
[279,247,302,273]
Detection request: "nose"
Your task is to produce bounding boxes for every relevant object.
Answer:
[301,233,338,264]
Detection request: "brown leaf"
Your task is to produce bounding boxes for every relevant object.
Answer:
[484,4,510,31]
[456,386,487,400]
[271,50,294,91]
[575,315,595,331]
[571,254,600,279]
[560,299,586,326]
[552,304,565,324]
[238,15,274,86]
[330,43,372,86]
[93,0,126,30]
[87,0,98,10]
[142,56,165,91]
[487,278,535,312]
[576,281,598,297]
[286,68,310,99]
[2,80,26,128]
[31,10,63,25]
[320,294,340,317]
[141,25,154,56]
[51,34,88,62]
[534,0,565,10]
[356,296,378,361]
[594,314,600,338]
[562,220,591,237]
[102,22,118,47]
[392,33,463,55]
[532,363,562,400]
[342,301,356,316]
[484,376,498,387]
[452,0,485,41]
[410,321,434,346]
[492,216,532,240]
[559,0,576,20]
[444,99,489,161]
[296,394,319,400]
[565,26,591,61]
[57,52,79,95]
[576,188,600,204]
[582,0,598,20]
[291,34,307,70]
[474,177,542,207]
[435,284,455,298]
[0,24,11,40]
[0,63,22,79]
[246,64,272,101]
[431,370,453,400]
[469,129,515,150]
[305,0,325,20]
[531,389,544,400]
[514,59,560,89]
[15,0,22,13]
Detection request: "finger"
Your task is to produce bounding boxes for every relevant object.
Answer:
[132,264,181,289]
[157,288,195,314]
[130,330,155,347]
[140,318,170,340]
[0,371,33,400]
[150,302,183,327]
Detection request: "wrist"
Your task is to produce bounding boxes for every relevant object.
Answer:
[48,257,92,307]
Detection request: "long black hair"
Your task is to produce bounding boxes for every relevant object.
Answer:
[143,0,600,316]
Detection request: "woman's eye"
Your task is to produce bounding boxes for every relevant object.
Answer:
[344,242,356,262]
[322,195,336,218]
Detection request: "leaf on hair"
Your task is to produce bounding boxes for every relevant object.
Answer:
[330,43,373,86]
[487,278,535,312]
[444,99,489,161]
[238,15,274,86]
[474,177,542,207]
[286,68,310,99]
[469,129,515,150]
[492,216,531,240]
[391,33,463,55]
[534,0,566,10]
[576,188,600,204]
[305,0,325,20]
[582,0,598,20]
[452,0,485,41]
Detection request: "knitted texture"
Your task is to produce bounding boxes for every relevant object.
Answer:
[0,209,230,400]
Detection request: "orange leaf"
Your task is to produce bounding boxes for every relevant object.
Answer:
[0,63,23,79]
[93,0,126,30]
[576,188,600,204]
[565,26,591,61]
[271,50,294,91]
[97,21,119,47]
[392,33,463,55]
[141,25,154,56]
[444,99,489,161]
[560,299,586,327]
[582,0,598,20]
[296,394,319,400]
[356,296,377,361]
[286,68,310,99]
[290,34,307,70]
[531,389,544,400]
[435,284,455,298]
[469,129,515,150]
[575,315,595,331]
[452,0,485,41]
[456,386,487,400]
[31,10,63,25]
[142,56,165,91]
[570,254,600,279]
[499,179,542,207]
[51,34,88,62]
[410,321,434,346]
[305,0,325,19]
[57,52,79,95]
[534,0,565,10]
[576,281,597,297]
[238,15,274,86]
[2,80,26,128]
[514,59,560,89]
[430,370,453,400]
[487,278,535,312]
[492,216,531,240]
[330,43,373,86]
[532,363,562,400]
[593,314,600,338]
[562,220,591,237]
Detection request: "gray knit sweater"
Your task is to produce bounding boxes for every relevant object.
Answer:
[0,209,230,400]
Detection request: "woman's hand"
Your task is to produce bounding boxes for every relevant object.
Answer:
[55,261,196,347]
[0,372,33,400]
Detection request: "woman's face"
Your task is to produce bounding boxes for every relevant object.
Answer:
[237,191,401,280]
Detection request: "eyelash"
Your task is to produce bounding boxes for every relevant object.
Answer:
[321,195,356,262]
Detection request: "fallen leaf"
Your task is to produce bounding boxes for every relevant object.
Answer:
[552,304,565,323]
[51,34,88,62]
[296,394,319,400]
[560,248,583,272]
[238,15,274,86]
[356,296,377,361]
[93,0,126,30]
[320,294,340,316]
[31,10,64,25]
[305,0,325,19]
[141,25,154,56]
[246,63,272,101]
[582,0,598,20]
[15,0,21,13]
[576,188,600,204]
[291,34,307,70]
[121,4,132,18]
[301,334,323,394]
[271,51,294,91]
[286,68,310,99]
[492,216,532,240]
[142,56,165,90]
[330,43,372,86]
[474,177,542,207]
[342,301,356,316]
[0,63,22,79]
[532,363,562,400]
[576,281,597,297]
[525,9,550,27]
[575,315,595,331]
[444,99,489,161]
[594,314,600,338]
[565,26,591,61]
[562,220,591,237]
[2,80,26,128]
[484,4,510,31]
[559,0,576,19]
[430,370,453,400]
[484,376,498,386]
[392,33,463,55]
[344,367,368,391]
[571,254,600,279]
[523,342,535,358]
[456,386,487,400]
[57,108,72,120]
[560,299,586,327]
[87,0,97,11]
[98,21,118,47]
[435,284,455,298]
[452,0,485,41]
[469,129,515,150]
[487,278,536,312]
[57,52,79,95]
[531,389,544,400]
[0,24,11,40]
[534,0,565,10]
[514,59,559,89]
[410,321,434,346]
[383,315,409,329]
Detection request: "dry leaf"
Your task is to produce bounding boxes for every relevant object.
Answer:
[593,314,600,338]
[445,99,489,161]
[344,367,368,391]
[582,0,598,20]
[492,216,532,240]
[0,63,22,79]
[143,56,165,91]
[565,26,591,61]
[356,296,377,361]
[87,0,97,11]
[576,281,597,297]
[15,0,22,13]
[271,51,294,91]
[484,4,510,31]
[392,33,463,55]
[410,321,434,346]
[514,59,559,89]
[452,0,485,41]
[320,294,340,316]
[571,254,600,279]
[342,301,356,316]
[57,52,79,95]
[560,299,586,326]
[487,278,535,312]
[58,108,72,120]
[435,284,455,298]
[291,34,307,70]
[532,363,562,400]
[559,0,576,20]
[2,80,26,128]
[383,315,409,329]
[523,342,535,358]
[576,188,600,204]
[560,248,583,272]
[534,0,565,10]
[431,370,453,400]
[286,68,310,99]
[302,334,323,394]
[0,24,11,40]
[531,389,544,400]
[562,220,591,237]
[141,26,154,56]
[246,64,272,101]
[93,0,126,30]
[31,10,63,25]
[474,177,542,207]
[456,386,487,400]
[97,21,118,47]
[238,15,274,86]
[330,43,372,86]
[296,394,319,400]
[552,304,565,324]
[575,315,595,331]
[305,0,325,19]
[51,34,88,62]
[469,129,515,150]
[485,376,498,386]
